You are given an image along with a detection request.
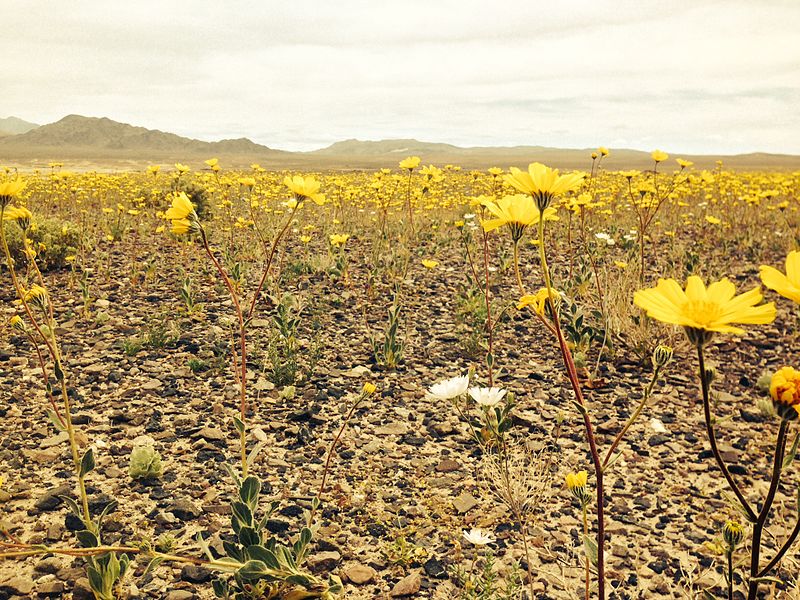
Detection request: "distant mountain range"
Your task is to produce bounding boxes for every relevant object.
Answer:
[0,114,797,171]
[0,116,39,136]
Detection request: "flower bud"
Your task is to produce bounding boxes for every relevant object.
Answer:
[723,520,744,549]
[652,345,673,369]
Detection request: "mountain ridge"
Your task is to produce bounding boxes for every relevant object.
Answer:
[0,114,797,170]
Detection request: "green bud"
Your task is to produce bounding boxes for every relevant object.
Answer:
[723,520,744,550]
[652,345,673,369]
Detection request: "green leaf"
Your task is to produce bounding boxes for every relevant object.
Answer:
[79,449,96,479]
[231,501,253,528]
[247,545,281,571]
[223,540,244,563]
[87,565,104,594]
[239,476,261,510]
[76,529,99,548]
[783,432,800,469]
[583,534,598,568]
[232,416,245,435]
[142,556,164,579]
[238,526,260,548]
[237,559,271,581]
[59,495,82,518]
[46,409,65,432]
[212,579,230,598]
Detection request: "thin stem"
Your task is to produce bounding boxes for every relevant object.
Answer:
[746,420,788,600]
[536,218,605,599]
[200,227,248,477]
[513,240,524,295]
[758,511,800,577]
[247,205,297,319]
[696,344,758,523]
[518,517,535,600]
[583,503,591,600]
[312,392,368,522]
[602,368,660,469]
[482,228,494,387]
[727,550,734,600]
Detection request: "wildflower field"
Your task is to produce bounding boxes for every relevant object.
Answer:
[2,155,800,599]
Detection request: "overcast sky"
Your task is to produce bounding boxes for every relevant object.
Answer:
[3,0,799,153]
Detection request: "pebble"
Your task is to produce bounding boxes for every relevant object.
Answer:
[390,571,422,597]
[452,492,478,514]
[343,563,376,584]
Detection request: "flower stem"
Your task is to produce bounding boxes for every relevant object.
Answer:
[695,344,757,523]
[602,367,660,470]
[536,218,605,599]
[746,419,788,600]
[200,227,248,477]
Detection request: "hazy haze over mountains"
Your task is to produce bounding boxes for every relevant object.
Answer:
[0,115,797,171]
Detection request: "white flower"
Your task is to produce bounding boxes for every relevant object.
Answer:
[428,375,470,400]
[468,386,506,407]
[594,232,615,246]
[462,528,495,546]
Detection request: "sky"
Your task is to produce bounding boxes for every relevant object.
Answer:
[2,0,799,154]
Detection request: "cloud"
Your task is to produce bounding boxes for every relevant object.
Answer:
[2,0,799,153]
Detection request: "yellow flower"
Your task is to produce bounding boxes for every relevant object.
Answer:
[770,367,800,421]
[399,156,421,170]
[174,163,190,174]
[421,259,438,269]
[676,158,693,169]
[488,167,504,176]
[284,175,326,205]
[2,205,33,228]
[165,192,197,221]
[599,147,609,157]
[760,250,800,304]
[9,315,26,332]
[566,470,588,490]
[504,163,584,211]
[651,150,669,163]
[300,235,312,244]
[329,233,350,247]
[147,165,160,175]
[24,284,48,304]
[481,194,559,241]
[0,179,26,204]
[204,158,219,168]
[705,215,721,225]
[633,276,776,343]
[362,382,377,395]
[238,177,256,188]
[614,261,628,269]
[517,287,560,316]
[170,218,192,235]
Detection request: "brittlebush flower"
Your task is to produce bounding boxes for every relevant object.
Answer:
[566,470,588,490]
[481,194,558,241]
[421,259,438,269]
[504,162,584,212]
[329,233,349,247]
[284,175,326,205]
[651,150,669,163]
[3,205,33,229]
[770,367,800,421]
[0,179,25,207]
[517,287,560,316]
[399,156,421,170]
[164,192,199,235]
[760,250,800,304]
[633,276,776,346]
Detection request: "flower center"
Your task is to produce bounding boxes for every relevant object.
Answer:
[681,299,723,326]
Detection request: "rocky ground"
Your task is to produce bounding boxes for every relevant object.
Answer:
[1,232,799,599]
